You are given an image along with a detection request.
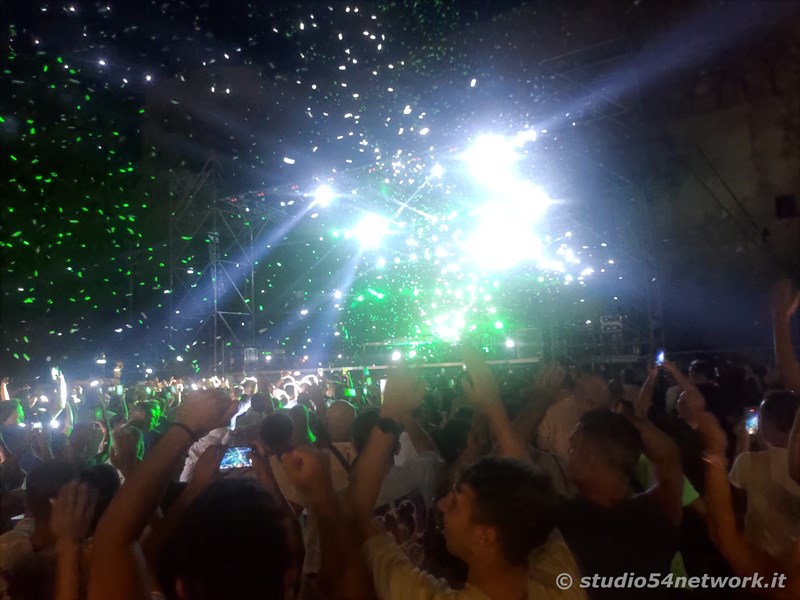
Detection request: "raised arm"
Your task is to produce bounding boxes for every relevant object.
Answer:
[346,368,423,539]
[88,389,236,600]
[772,279,800,393]
[51,481,97,600]
[282,446,376,600]
[695,411,785,584]
[662,360,699,395]
[626,413,683,524]
[463,349,530,463]
[635,365,659,419]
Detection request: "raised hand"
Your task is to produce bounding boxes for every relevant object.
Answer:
[381,367,425,420]
[188,444,226,491]
[50,481,97,543]
[109,426,142,476]
[462,348,502,410]
[176,388,237,437]
[534,362,567,398]
[696,411,728,460]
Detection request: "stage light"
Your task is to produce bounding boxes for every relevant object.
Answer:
[96,355,107,365]
[145,368,153,375]
[462,134,520,183]
[90,380,100,387]
[505,339,516,348]
[431,163,444,178]
[313,184,335,207]
[333,290,343,299]
[176,355,184,362]
[351,213,390,249]
[494,321,504,330]
[391,350,402,361]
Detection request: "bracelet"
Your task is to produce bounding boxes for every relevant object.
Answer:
[703,453,728,468]
[172,422,199,443]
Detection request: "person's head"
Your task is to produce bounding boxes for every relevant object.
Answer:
[260,412,294,453]
[325,401,357,443]
[67,422,106,466]
[78,464,121,535]
[250,392,269,414]
[156,478,291,600]
[0,399,24,426]
[128,401,157,431]
[283,383,297,401]
[25,459,78,521]
[289,405,315,445]
[240,377,257,397]
[689,360,713,385]
[759,390,800,448]
[567,409,643,498]
[433,417,472,465]
[677,389,706,426]
[437,456,556,567]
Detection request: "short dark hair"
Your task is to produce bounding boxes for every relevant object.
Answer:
[459,456,557,565]
[26,460,78,519]
[761,391,800,434]
[577,409,643,478]
[0,399,22,423]
[260,412,294,449]
[79,464,121,535]
[156,478,290,600]
[433,418,471,464]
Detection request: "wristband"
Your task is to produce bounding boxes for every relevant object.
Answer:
[375,416,403,438]
[172,422,199,443]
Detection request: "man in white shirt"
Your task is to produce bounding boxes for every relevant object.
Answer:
[729,390,800,561]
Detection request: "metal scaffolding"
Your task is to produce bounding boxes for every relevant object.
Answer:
[524,33,665,364]
[168,157,287,373]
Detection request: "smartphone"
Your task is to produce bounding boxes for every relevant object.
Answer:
[655,349,666,366]
[219,446,253,470]
[745,408,759,436]
[379,378,387,397]
[32,422,43,430]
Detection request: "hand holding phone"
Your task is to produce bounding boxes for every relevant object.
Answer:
[745,408,759,436]
[219,446,253,470]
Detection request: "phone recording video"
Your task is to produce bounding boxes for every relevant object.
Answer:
[745,408,759,436]
[219,446,253,471]
[655,349,666,366]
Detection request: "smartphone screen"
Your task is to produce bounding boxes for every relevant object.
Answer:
[745,409,759,435]
[379,378,387,397]
[655,349,665,366]
[219,446,253,470]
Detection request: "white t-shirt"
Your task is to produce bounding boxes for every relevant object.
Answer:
[365,529,587,600]
[729,447,800,561]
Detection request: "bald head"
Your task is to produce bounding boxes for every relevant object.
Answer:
[326,401,357,442]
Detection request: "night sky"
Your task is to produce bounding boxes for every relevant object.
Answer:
[3,0,794,378]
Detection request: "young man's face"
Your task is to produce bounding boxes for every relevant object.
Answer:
[437,482,479,560]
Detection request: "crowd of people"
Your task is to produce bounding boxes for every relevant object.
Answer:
[1,279,799,600]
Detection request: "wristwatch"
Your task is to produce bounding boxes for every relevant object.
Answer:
[376,416,403,437]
